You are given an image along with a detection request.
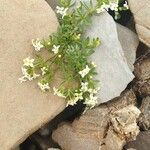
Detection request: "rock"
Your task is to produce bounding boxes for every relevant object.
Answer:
[124,131,150,150]
[116,23,139,71]
[52,90,141,150]
[128,0,150,47]
[134,79,150,96]
[138,97,150,130]
[0,0,65,149]
[133,52,150,96]
[13,147,20,150]
[46,0,58,10]
[86,12,134,103]
[134,52,150,81]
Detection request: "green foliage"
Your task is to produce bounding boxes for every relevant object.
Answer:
[20,0,129,109]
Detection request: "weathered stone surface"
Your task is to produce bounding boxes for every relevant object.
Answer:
[128,0,150,47]
[116,23,139,71]
[0,0,65,149]
[134,52,150,96]
[138,97,150,130]
[134,52,150,80]
[52,90,141,150]
[124,131,150,150]
[86,12,134,103]
[134,79,150,96]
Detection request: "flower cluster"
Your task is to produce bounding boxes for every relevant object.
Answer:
[32,39,44,51]
[19,0,129,110]
[19,57,40,83]
[56,6,68,18]
[96,0,129,19]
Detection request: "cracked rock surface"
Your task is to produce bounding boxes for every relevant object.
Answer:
[52,90,141,150]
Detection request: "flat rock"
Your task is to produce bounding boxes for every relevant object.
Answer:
[124,131,150,150]
[87,13,134,103]
[0,0,65,149]
[52,90,141,150]
[116,23,139,71]
[138,96,150,130]
[128,0,150,47]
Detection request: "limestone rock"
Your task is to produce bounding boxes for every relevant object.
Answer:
[52,90,140,150]
[116,23,139,71]
[0,0,65,149]
[124,131,150,150]
[138,97,150,130]
[86,12,134,103]
[128,0,150,47]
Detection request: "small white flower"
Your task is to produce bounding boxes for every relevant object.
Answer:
[23,57,34,68]
[18,76,27,83]
[91,61,97,68]
[96,3,110,13]
[33,73,40,79]
[19,67,40,83]
[123,1,129,9]
[32,39,44,51]
[38,82,50,91]
[21,67,33,81]
[56,6,68,18]
[109,2,118,11]
[80,82,88,92]
[88,87,100,94]
[52,45,60,54]
[84,93,98,108]
[53,87,66,98]
[79,65,90,78]
[75,92,83,100]
[41,67,48,75]
[66,99,78,107]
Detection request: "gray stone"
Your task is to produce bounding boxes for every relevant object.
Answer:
[138,97,150,130]
[0,0,65,149]
[87,13,134,103]
[128,0,150,47]
[116,23,139,71]
[52,90,141,150]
